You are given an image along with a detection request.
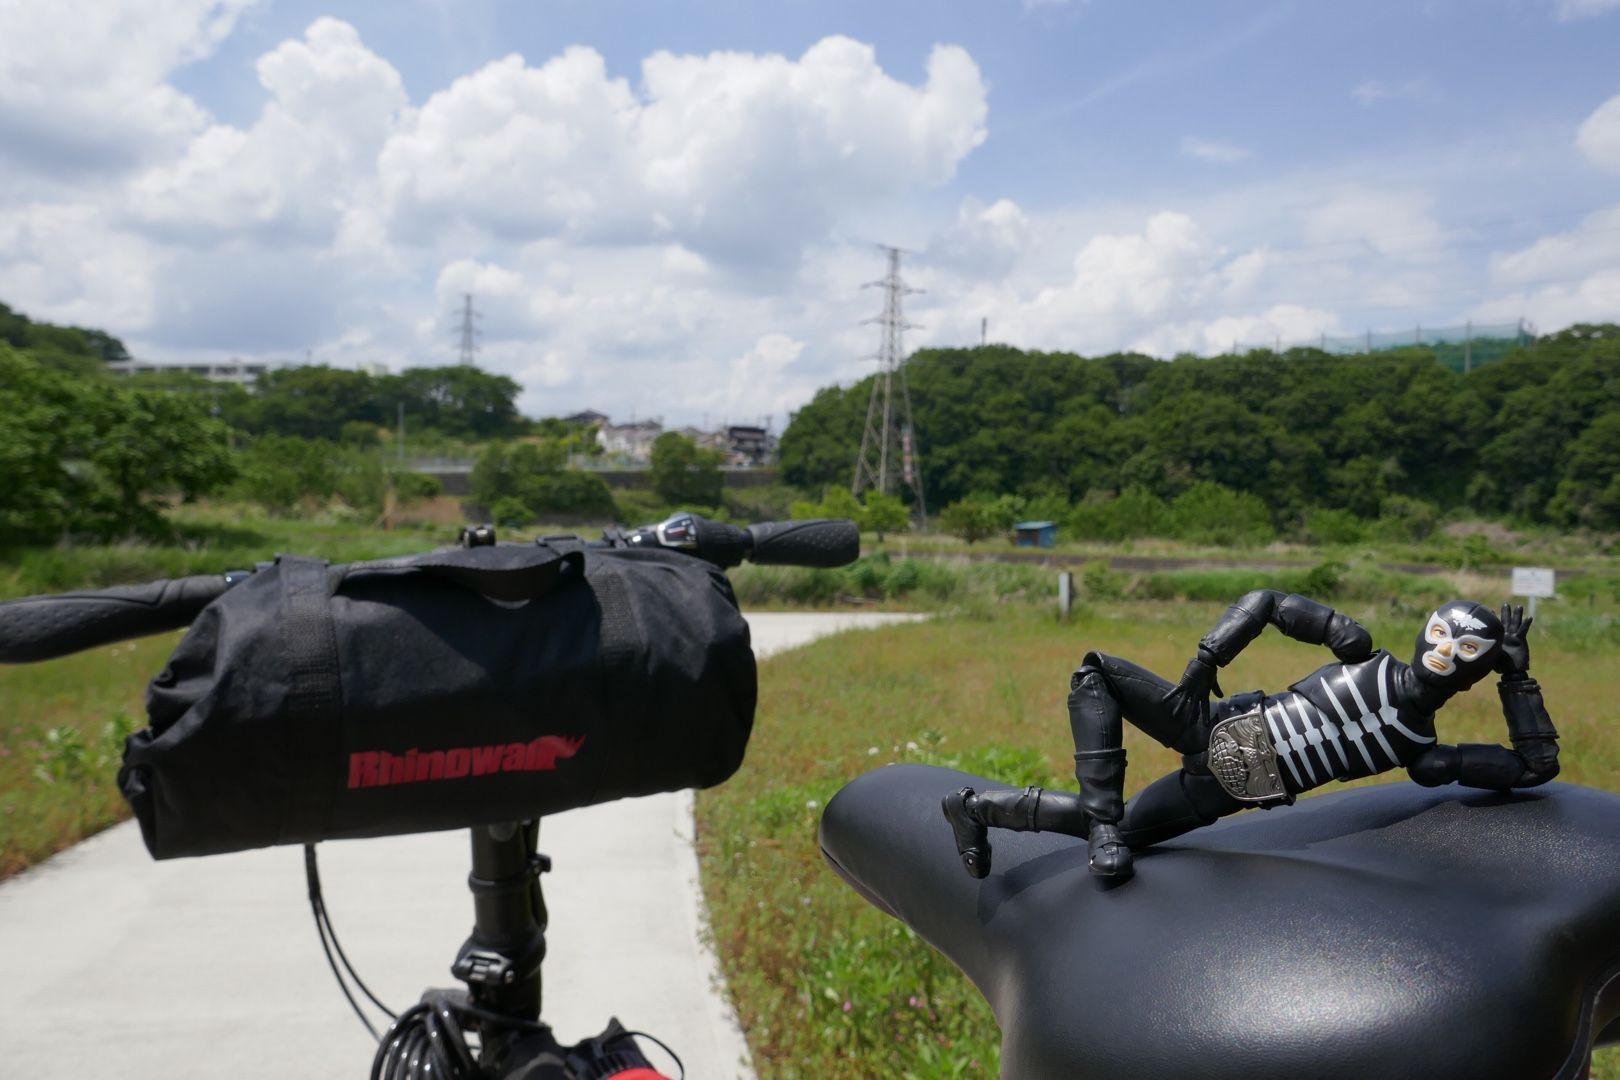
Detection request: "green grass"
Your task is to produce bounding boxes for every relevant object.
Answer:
[697,603,1620,1079]
[0,633,180,877]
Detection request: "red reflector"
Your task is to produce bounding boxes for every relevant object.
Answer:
[601,1071,670,1080]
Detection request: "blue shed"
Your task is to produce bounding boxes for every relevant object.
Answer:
[1014,520,1057,548]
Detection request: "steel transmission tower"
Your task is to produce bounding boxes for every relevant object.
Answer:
[852,245,927,527]
[456,293,482,366]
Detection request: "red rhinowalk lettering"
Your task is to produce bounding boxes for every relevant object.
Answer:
[347,735,586,790]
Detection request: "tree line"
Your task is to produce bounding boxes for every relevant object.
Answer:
[0,301,738,543]
[779,324,1620,538]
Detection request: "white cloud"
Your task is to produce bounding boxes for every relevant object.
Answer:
[691,333,816,424]
[377,37,988,268]
[1351,79,1436,106]
[1473,269,1620,330]
[1555,0,1620,19]
[1476,204,1620,328]
[927,198,1032,276]
[1301,186,1446,260]
[1180,135,1251,164]
[1577,90,1620,172]
[0,0,259,179]
[1489,205,1620,285]
[126,18,408,242]
[0,203,162,328]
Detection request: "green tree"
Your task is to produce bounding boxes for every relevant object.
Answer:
[860,492,910,540]
[650,432,723,507]
[85,386,236,535]
[470,441,614,521]
[379,367,524,439]
[245,366,382,440]
[939,492,1021,544]
[232,435,342,515]
[0,345,234,539]
[0,344,92,541]
[1547,411,1620,529]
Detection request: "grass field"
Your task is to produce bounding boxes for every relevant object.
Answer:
[696,603,1620,1079]
[4,512,1619,1076]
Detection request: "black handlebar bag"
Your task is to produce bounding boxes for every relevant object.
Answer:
[118,544,757,859]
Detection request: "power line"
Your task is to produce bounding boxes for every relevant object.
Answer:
[852,245,928,528]
[455,293,482,367]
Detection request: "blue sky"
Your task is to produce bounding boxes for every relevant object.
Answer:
[1,0,1617,427]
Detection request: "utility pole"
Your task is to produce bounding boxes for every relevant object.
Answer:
[852,245,928,528]
[456,294,482,367]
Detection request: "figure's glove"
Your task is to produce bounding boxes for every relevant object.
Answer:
[1323,611,1373,663]
[1514,735,1560,779]
[1166,649,1223,721]
[1495,603,1532,676]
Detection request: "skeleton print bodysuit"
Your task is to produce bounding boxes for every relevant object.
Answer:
[1264,652,1436,794]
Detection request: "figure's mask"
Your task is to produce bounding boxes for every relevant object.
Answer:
[1411,601,1501,695]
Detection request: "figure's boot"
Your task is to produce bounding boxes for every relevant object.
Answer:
[1069,661,1133,879]
[942,788,992,878]
[1075,748,1132,878]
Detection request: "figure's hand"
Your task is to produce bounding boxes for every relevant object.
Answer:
[1496,603,1532,675]
[1513,737,1559,779]
[1324,611,1373,663]
[1166,649,1223,719]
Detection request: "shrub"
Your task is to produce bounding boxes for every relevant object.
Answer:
[939,493,1021,543]
[1068,487,1170,541]
[1301,508,1366,545]
[1167,482,1274,546]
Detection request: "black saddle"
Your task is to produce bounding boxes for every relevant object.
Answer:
[819,764,1620,1080]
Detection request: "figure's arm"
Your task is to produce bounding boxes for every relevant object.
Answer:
[1196,590,1372,669]
[1173,590,1372,706]
[1406,605,1560,790]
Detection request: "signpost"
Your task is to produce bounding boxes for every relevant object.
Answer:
[1511,566,1555,619]
[1058,571,1073,622]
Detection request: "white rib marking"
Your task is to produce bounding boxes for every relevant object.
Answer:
[1320,676,1378,772]
[1286,698,1322,782]
[1266,708,1305,788]
[1374,655,1435,745]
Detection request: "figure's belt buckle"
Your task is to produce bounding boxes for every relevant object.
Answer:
[1207,707,1289,805]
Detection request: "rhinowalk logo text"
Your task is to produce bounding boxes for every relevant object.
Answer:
[347,735,585,789]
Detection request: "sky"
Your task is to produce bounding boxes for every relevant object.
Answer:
[1,0,1617,430]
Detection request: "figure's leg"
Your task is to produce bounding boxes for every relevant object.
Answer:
[942,651,1201,881]
[942,785,1088,879]
[1117,768,1244,850]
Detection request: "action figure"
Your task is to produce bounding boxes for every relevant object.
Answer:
[943,592,1560,880]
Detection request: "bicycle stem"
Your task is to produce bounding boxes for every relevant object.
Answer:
[453,821,549,1030]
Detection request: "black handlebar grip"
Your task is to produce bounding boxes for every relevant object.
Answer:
[745,519,860,568]
[0,575,233,663]
[690,515,752,569]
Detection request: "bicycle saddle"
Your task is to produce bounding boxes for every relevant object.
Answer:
[820,764,1620,1080]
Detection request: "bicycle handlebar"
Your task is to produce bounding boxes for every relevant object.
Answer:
[614,513,859,569]
[0,572,248,664]
[0,514,860,664]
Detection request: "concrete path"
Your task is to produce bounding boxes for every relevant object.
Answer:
[0,612,923,1079]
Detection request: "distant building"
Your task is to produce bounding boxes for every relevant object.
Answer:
[563,409,609,427]
[726,424,775,467]
[679,425,728,453]
[1014,521,1058,549]
[106,358,288,385]
[597,419,664,462]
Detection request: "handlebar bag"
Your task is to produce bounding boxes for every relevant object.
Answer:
[118,543,756,859]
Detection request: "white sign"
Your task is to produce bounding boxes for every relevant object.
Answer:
[1511,567,1555,598]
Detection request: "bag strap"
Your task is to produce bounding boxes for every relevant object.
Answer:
[342,543,584,603]
[276,555,344,845]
